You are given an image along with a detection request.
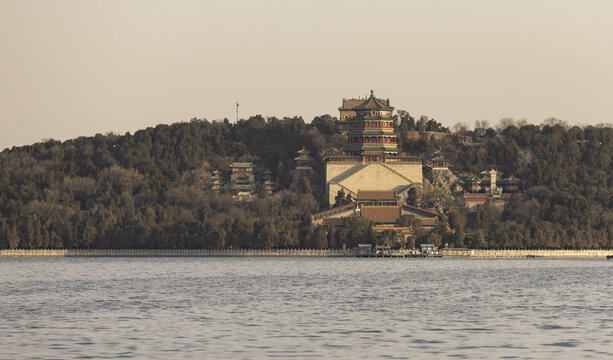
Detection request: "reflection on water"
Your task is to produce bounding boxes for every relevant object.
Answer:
[0,258,611,359]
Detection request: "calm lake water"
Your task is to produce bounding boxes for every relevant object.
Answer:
[0,258,611,359]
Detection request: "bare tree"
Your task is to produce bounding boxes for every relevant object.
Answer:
[452,122,469,135]
[516,118,529,127]
[595,123,613,128]
[473,119,490,137]
[474,119,489,130]
[496,118,516,132]
[541,117,568,128]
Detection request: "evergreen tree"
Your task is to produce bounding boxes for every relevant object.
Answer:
[472,230,488,249]
[311,226,328,249]
[454,224,466,248]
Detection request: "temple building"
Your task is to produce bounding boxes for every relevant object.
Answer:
[294,147,314,172]
[230,162,255,200]
[261,169,275,195]
[430,151,450,171]
[309,189,439,247]
[357,190,402,225]
[325,90,422,207]
[344,92,399,159]
[311,195,440,232]
[463,169,524,210]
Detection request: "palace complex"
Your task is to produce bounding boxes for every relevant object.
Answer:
[230,162,255,197]
[326,90,422,207]
[463,169,524,210]
[306,90,435,244]
[209,90,534,249]
[212,162,275,200]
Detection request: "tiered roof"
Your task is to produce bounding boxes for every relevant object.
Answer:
[261,169,274,193]
[230,162,255,168]
[294,147,313,161]
[504,175,521,182]
[353,90,393,111]
[480,169,499,176]
[211,169,224,191]
[261,169,273,179]
[343,90,398,158]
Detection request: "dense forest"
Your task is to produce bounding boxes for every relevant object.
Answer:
[1,113,612,250]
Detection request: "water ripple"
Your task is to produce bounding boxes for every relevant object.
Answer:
[0,257,611,359]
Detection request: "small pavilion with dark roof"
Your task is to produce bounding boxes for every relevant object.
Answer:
[294,147,314,171]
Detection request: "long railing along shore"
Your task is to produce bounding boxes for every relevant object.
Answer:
[440,249,613,258]
[1,249,612,258]
[0,249,348,257]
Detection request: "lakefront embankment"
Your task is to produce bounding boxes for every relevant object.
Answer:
[1,249,612,258]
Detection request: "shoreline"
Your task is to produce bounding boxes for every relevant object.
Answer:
[1,249,613,258]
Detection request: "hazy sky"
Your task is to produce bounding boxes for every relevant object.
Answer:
[1,0,612,150]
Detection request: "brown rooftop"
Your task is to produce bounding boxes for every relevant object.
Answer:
[357,190,398,201]
[322,218,346,227]
[361,206,401,224]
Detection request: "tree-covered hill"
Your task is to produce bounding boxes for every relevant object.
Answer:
[1,114,612,249]
[411,120,613,249]
[0,116,336,249]
[456,123,613,249]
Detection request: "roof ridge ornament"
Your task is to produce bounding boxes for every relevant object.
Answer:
[370,89,375,97]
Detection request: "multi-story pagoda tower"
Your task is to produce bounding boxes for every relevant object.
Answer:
[294,147,314,171]
[325,90,422,207]
[230,162,256,200]
[344,90,398,161]
[211,169,224,192]
[261,169,275,194]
